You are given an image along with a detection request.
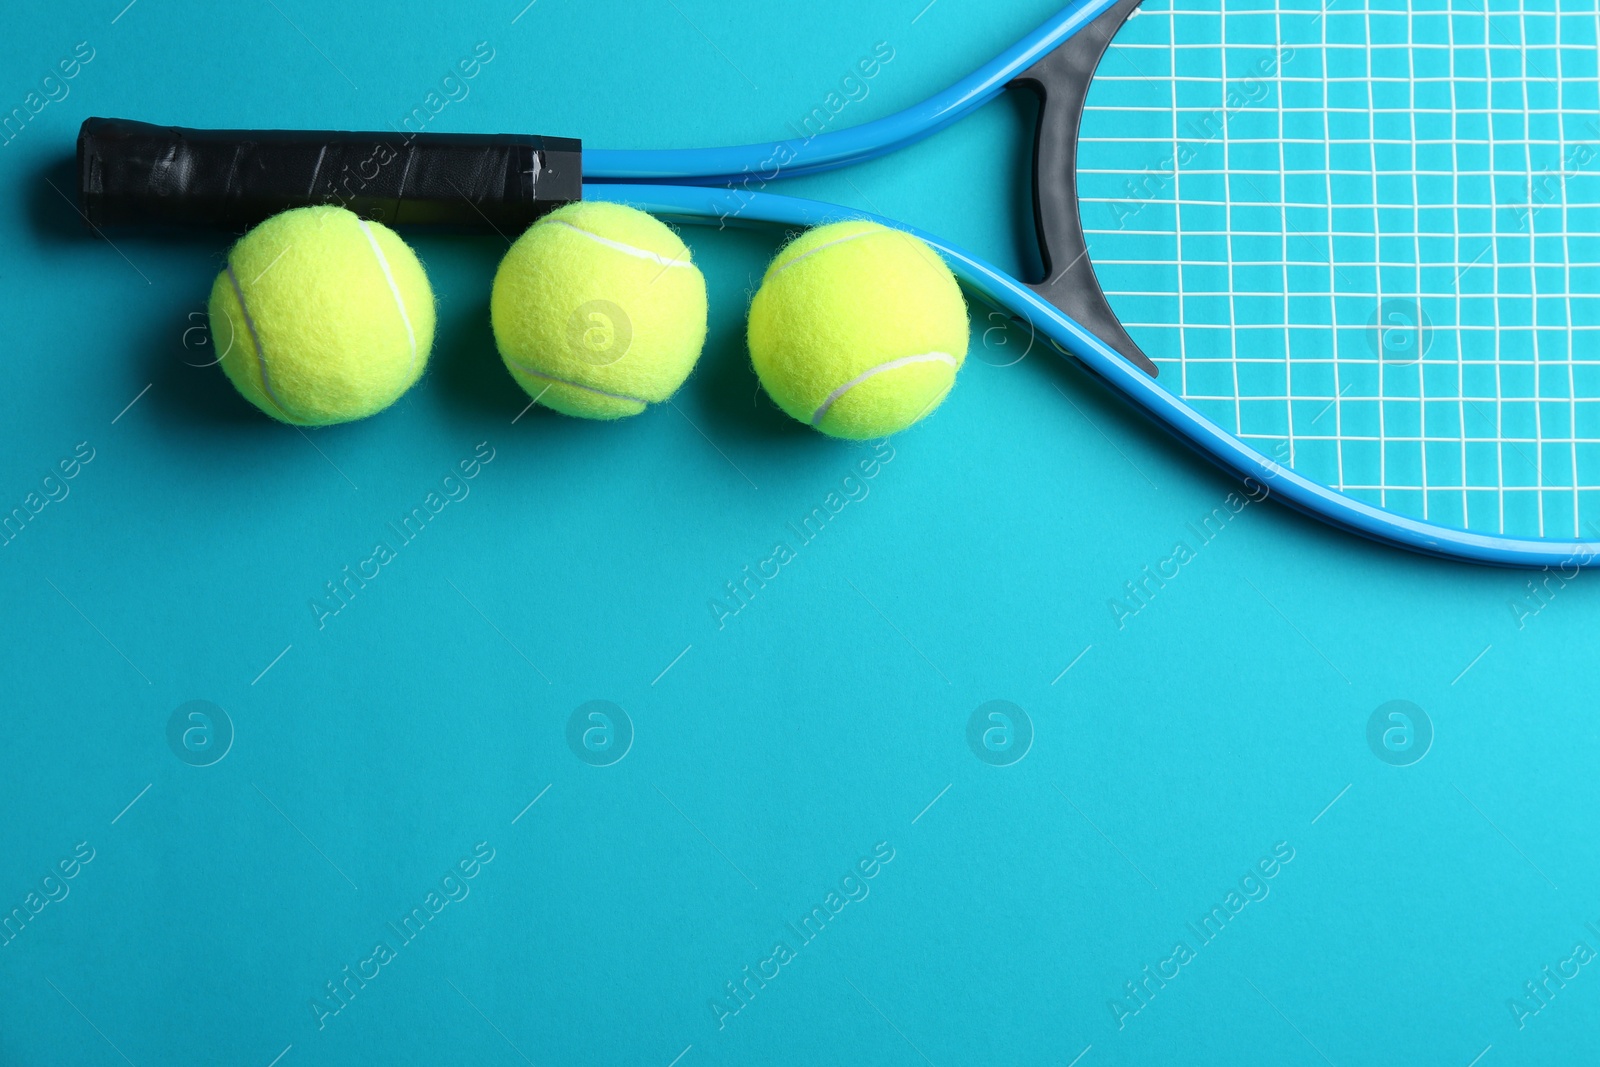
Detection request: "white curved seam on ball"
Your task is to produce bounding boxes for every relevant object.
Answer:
[226,261,294,420]
[769,227,882,278]
[358,218,417,373]
[548,221,692,269]
[809,352,958,427]
[505,362,649,406]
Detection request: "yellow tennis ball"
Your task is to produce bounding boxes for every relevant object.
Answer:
[490,202,709,419]
[748,220,969,439]
[207,205,435,426]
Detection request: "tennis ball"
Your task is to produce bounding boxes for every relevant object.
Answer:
[748,220,969,439]
[208,205,435,426]
[490,202,708,419]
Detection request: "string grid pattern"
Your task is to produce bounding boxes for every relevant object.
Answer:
[1079,0,1600,538]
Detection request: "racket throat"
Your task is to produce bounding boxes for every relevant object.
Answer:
[1012,0,1158,379]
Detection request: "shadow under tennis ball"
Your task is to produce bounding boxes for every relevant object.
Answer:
[671,228,819,444]
[429,289,521,421]
[37,148,261,429]
[139,298,266,429]
[27,154,85,242]
[691,318,817,444]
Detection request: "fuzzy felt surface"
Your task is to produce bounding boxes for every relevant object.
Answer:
[490,202,709,420]
[747,220,969,440]
[207,206,436,426]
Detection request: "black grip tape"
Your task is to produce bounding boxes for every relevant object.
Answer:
[76,117,583,231]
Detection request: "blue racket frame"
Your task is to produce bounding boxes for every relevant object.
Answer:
[583,0,1600,569]
[584,0,1121,184]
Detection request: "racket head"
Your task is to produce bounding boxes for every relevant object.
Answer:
[1077,0,1600,551]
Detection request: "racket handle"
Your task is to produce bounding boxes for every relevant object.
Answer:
[76,118,583,231]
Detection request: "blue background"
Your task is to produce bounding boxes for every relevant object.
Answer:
[1,1,1597,1064]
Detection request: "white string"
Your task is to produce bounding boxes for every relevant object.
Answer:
[1171,1,1192,410]
[1322,1,1347,493]
[1407,4,1428,519]
[1571,0,1596,538]
[1449,0,1469,524]
[1364,0,1389,510]
[1222,7,1244,445]
[1277,0,1295,470]
[1483,0,1509,534]
[1077,0,1600,538]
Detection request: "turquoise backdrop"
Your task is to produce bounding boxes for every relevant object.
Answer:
[1,0,1596,1064]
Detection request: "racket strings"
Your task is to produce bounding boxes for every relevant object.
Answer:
[1078,0,1600,538]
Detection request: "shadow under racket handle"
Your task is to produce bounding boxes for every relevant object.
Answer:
[75,117,583,231]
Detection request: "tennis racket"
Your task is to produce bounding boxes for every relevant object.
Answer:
[76,0,1600,567]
